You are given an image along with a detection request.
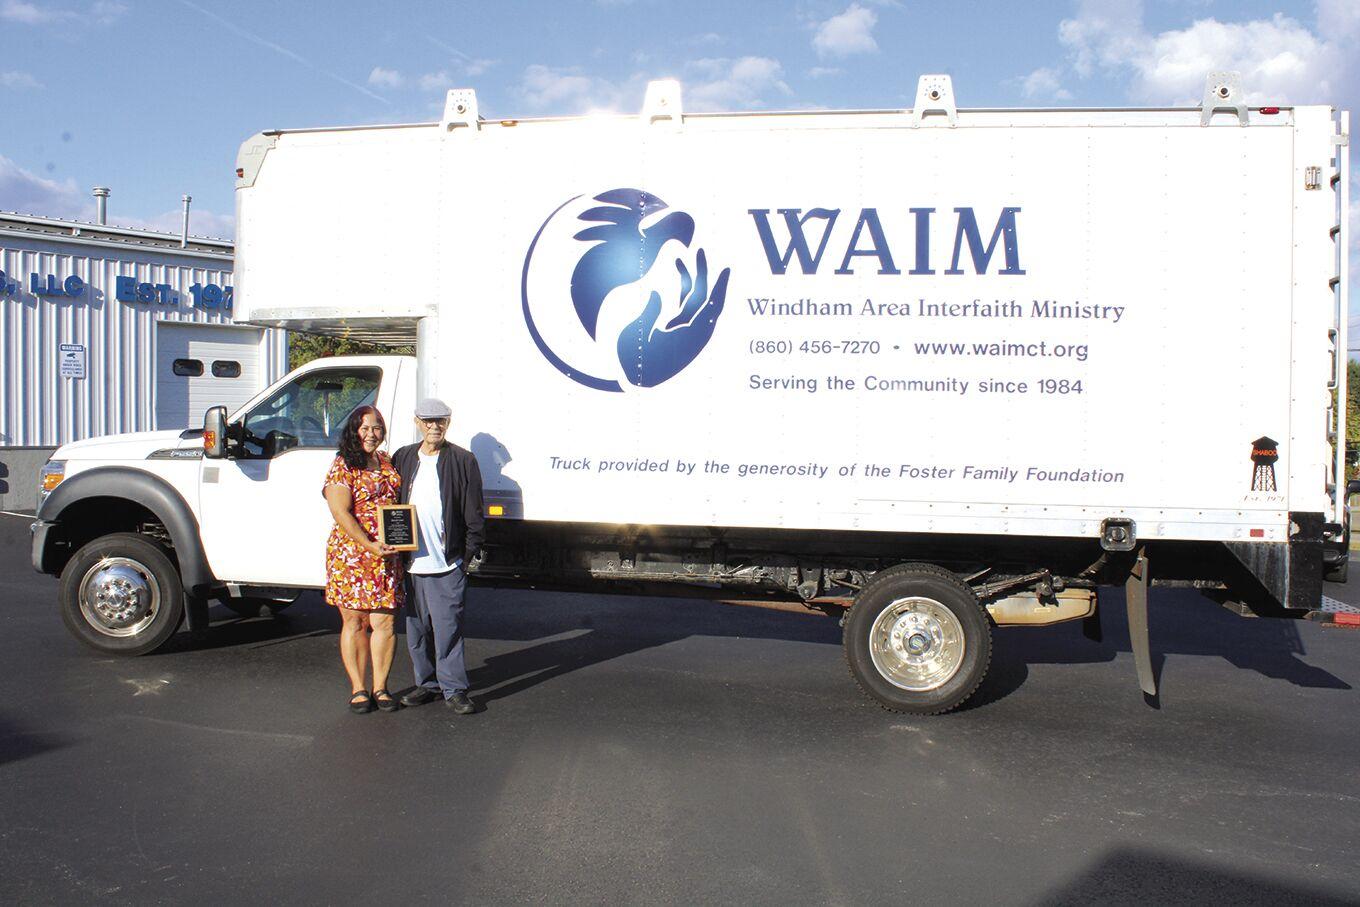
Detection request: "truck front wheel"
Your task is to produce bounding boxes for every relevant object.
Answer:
[844,563,991,715]
[59,533,186,656]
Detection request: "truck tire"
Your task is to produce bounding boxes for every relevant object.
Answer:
[59,533,186,656]
[844,563,991,715]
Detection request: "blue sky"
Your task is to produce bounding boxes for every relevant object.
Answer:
[1,0,1357,320]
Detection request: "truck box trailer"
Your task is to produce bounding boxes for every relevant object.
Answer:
[31,74,1355,713]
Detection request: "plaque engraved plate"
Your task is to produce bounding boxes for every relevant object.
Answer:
[378,504,419,552]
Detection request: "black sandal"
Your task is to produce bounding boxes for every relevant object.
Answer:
[349,691,375,714]
[373,689,401,712]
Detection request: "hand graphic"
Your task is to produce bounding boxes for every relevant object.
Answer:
[616,249,730,388]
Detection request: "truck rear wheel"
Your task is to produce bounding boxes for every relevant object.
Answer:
[59,532,186,656]
[844,563,991,715]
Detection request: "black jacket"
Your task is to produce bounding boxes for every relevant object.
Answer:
[392,441,486,567]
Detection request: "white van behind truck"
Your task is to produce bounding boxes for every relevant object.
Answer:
[31,75,1355,714]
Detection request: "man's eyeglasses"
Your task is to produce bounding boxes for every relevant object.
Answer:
[418,417,449,427]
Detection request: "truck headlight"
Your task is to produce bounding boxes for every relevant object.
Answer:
[38,460,66,507]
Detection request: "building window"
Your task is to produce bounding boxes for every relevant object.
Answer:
[172,358,204,377]
[211,360,242,378]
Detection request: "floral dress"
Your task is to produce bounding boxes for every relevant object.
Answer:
[323,453,405,612]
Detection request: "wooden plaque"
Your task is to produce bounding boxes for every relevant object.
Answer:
[378,504,420,552]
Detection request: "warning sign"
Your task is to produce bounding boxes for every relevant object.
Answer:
[59,343,86,379]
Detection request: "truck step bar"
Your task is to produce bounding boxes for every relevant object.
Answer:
[1308,596,1360,628]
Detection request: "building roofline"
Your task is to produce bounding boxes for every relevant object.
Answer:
[0,210,233,256]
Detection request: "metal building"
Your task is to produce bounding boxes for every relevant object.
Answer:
[0,208,287,509]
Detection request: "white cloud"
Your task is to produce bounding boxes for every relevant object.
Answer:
[1057,0,1147,79]
[366,66,489,96]
[515,56,793,115]
[116,207,236,241]
[418,71,450,92]
[367,67,404,89]
[686,56,791,110]
[1318,0,1360,40]
[1018,66,1073,101]
[0,154,87,218]
[90,0,126,24]
[0,155,235,239]
[1135,15,1340,105]
[813,4,879,58]
[463,58,494,77]
[1,0,64,23]
[1057,1,1355,108]
[808,66,842,79]
[519,64,619,112]
[1,0,125,25]
[1,71,42,89]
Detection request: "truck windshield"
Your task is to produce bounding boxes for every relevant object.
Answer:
[238,366,382,458]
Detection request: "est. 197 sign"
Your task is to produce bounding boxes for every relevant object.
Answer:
[0,269,233,311]
[115,276,233,311]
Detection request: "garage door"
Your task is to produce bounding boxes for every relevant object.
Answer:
[156,323,265,430]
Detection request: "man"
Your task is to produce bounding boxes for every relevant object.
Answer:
[393,398,485,714]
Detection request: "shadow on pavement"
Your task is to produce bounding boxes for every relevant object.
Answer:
[0,715,78,767]
[152,582,1354,707]
[1001,590,1350,691]
[1036,846,1357,906]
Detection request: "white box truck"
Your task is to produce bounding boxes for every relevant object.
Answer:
[30,75,1355,713]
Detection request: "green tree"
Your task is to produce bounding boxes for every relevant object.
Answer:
[288,332,414,371]
[1347,359,1360,480]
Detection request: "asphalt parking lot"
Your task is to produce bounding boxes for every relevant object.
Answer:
[2,511,1358,905]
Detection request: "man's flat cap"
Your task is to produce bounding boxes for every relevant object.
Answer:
[414,398,452,419]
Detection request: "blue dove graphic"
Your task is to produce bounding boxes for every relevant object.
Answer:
[570,188,695,339]
[569,189,730,388]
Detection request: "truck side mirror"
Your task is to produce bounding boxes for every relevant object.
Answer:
[204,406,228,459]
[1348,479,1360,499]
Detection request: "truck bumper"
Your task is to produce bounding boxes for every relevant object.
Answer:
[1224,512,1328,613]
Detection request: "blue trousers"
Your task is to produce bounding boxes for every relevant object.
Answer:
[406,567,468,698]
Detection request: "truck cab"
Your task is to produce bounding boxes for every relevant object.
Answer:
[31,354,415,654]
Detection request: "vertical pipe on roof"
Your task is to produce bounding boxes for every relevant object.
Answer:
[92,187,109,225]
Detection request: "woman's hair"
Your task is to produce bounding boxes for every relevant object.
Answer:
[337,405,386,469]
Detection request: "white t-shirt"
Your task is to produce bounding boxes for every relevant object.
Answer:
[408,450,456,575]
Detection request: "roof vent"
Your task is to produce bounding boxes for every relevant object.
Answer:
[92,187,109,225]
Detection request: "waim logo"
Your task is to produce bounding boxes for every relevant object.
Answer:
[522,188,730,392]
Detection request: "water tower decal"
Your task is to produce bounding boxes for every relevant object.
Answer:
[1249,436,1278,492]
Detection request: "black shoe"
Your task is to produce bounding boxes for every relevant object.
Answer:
[348,691,375,714]
[400,687,440,707]
[445,691,476,714]
[373,689,401,712]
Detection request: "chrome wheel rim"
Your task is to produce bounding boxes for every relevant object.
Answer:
[79,557,160,638]
[868,596,966,692]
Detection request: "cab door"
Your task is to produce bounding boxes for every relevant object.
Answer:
[196,362,393,587]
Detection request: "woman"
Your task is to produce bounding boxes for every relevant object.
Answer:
[322,405,405,714]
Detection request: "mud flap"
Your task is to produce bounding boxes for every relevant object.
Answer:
[1126,548,1157,703]
[185,594,210,641]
